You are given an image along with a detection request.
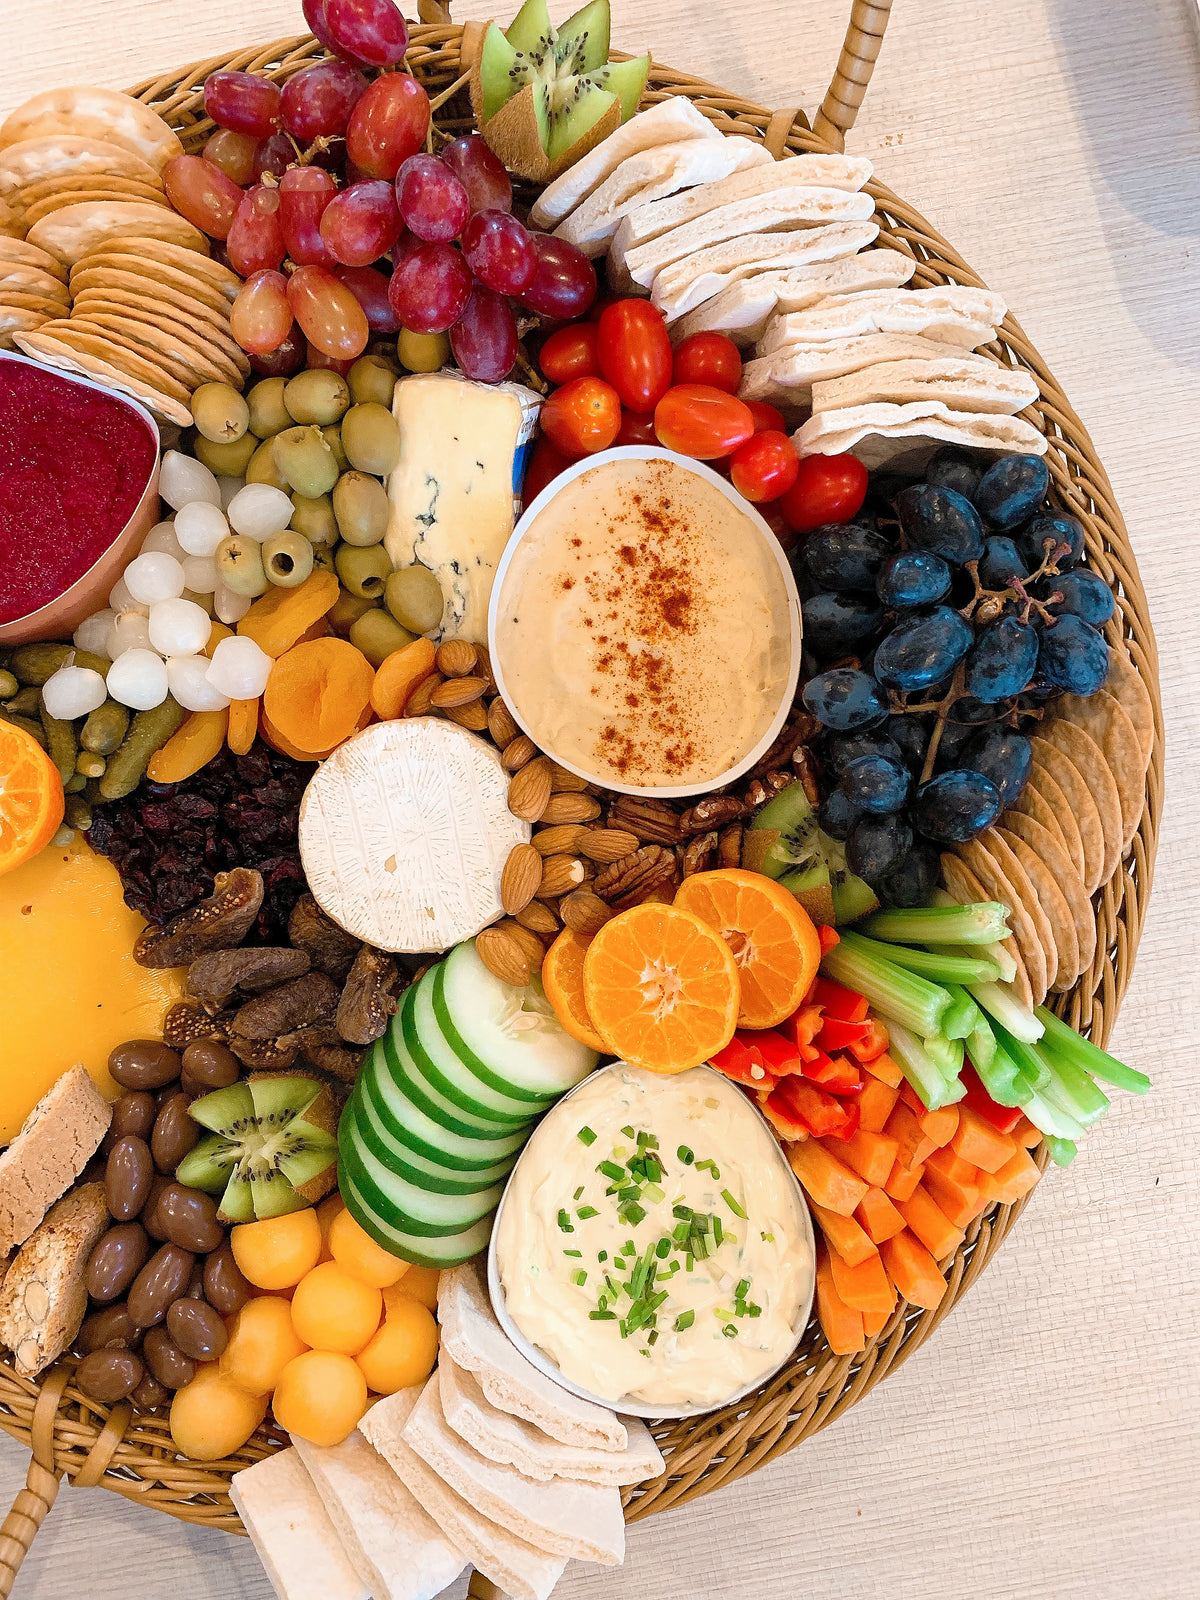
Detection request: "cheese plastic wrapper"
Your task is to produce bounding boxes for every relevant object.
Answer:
[385,371,542,644]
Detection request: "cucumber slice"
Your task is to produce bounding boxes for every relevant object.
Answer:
[362,1048,529,1171]
[338,1118,504,1237]
[436,940,599,1099]
[351,1075,520,1194]
[340,1163,493,1269]
[378,1009,528,1140]
[407,969,545,1126]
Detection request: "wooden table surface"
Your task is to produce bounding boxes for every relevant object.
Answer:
[4,1,1199,1595]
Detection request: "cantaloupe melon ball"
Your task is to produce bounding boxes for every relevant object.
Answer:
[356,1293,439,1394]
[231,1208,322,1290]
[219,1296,309,1396]
[385,1264,439,1313]
[316,1192,346,1261]
[290,1260,382,1355]
[170,1362,268,1461]
[273,1349,368,1447]
[328,1207,410,1288]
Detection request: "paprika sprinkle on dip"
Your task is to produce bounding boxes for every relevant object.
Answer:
[491,454,796,791]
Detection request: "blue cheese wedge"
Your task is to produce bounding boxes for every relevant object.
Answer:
[386,372,541,644]
[297,720,531,954]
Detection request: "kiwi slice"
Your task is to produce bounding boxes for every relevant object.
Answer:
[177,1076,338,1224]
[744,782,879,927]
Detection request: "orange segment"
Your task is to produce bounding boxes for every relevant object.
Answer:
[0,721,64,877]
[541,928,606,1050]
[674,867,820,1028]
[582,902,739,1073]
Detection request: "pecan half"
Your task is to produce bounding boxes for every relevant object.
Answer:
[336,945,401,1046]
[134,868,263,968]
[593,846,679,909]
[287,893,361,983]
[679,795,745,833]
[792,746,820,808]
[606,795,684,845]
[231,972,341,1040]
[185,947,311,1011]
[746,711,820,779]
[742,771,795,811]
[680,831,718,877]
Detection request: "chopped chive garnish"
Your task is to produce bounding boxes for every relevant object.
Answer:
[624,1239,636,1254]
[597,1160,624,1181]
[722,1323,738,1338]
[713,1216,724,1246]
[694,1212,711,1233]
[618,1184,640,1201]
[677,1144,694,1164]
[624,1203,646,1226]
[748,1304,762,1317]
[735,1278,750,1301]
[570,1269,587,1286]
[695,1158,720,1177]
[589,1309,616,1320]
[598,1249,607,1262]
[686,1252,694,1271]
[622,1125,636,1138]
[674,1310,695,1331]
[673,1221,690,1243]
[577,1126,597,1146]
[577,1204,599,1220]
[672,1204,692,1220]
[647,1329,659,1346]
[642,1182,665,1205]
[715,1308,734,1323]
[722,1189,748,1219]
[761,1231,775,1242]
[556,1210,573,1232]
[563,1248,582,1258]
[644,1133,659,1150]
[573,1186,584,1201]
[655,1237,671,1259]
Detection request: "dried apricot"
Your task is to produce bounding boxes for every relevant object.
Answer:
[370,637,437,720]
[262,636,374,755]
[146,708,229,784]
[226,697,259,756]
[237,569,339,658]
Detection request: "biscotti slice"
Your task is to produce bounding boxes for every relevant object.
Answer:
[0,1066,111,1255]
[0,1183,109,1375]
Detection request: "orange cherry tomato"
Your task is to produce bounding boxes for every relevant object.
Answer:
[730,430,800,503]
[672,331,742,394]
[539,324,599,385]
[539,376,621,458]
[523,434,573,505]
[595,299,673,413]
[616,410,657,446]
[745,398,786,434]
[780,452,869,533]
[654,383,754,460]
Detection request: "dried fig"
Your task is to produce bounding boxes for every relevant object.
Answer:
[134,869,264,968]
[186,947,311,1010]
[336,945,400,1046]
[230,972,341,1040]
[287,893,361,982]
[293,1021,367,1084]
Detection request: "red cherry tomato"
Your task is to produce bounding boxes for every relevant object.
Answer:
[539,324,599,385]
[654,383,754,460]
[616,410,658,446]
[523,435,573,505]
[672,331,742,394]
[729,430,800,503]
[539,376,621,458]
[780,452,869,533]
[595,299,673,413]
[745,398,787,434]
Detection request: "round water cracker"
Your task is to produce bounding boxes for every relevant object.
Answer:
[71,285,247,376]
[1027,744,1104,896]
[996,827,1080,994]
[1000,810,1096,981]
[979,826,1060,997]
[0,88,183,173]
[94,236,238,299]
[939,851,1033,1008]
[27,202,208,267]
[0,135,163,198]
[23,184,170,227]
[0,305,54,345]
[0,262,70,301]
[22,319,191,404]
[14,326,192,426]
[1050,688,1144,849]
[1102,648,1154,766]
[1006,777,1084,884]
[0,290,71,317]
[956,835,1049,1004]
[0,236,68,282]
[70,303,243,388]
[69,259,233,320]
[0,200,22,239]
[17,171,163,205]
[1035,721,1122,887]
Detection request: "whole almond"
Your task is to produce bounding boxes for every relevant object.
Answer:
[549,762,590,793]
[560,890,612,939]
[501,843,542,915]
[444,699,489,731]
[476,924,533,986]
[430,675,486,708]
[538,854,586,897]
[532,823,589,858]
[541,792,602,826]
[474,642,495,691]
[436,639,477,677]
[406,673,443,717]
[580,827,641,863]
[501,918,548,971]
[502,734,537,773]
[507,755,552,821]
[515,900,560,935]
[488,698,519,747]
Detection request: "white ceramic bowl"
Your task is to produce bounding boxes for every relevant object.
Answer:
[486,1062,817,1422]
[487,446,802,800]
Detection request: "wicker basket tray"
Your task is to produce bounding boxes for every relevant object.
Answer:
[0,3,1164,1594]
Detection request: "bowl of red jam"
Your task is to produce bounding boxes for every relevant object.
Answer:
[0,351,160,644]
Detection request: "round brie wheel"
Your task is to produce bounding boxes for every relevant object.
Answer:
[298,719,532,954]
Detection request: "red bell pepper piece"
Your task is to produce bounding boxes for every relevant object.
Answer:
[772,1075,861,1140]
[780,1004,824,1051]
[811,976,869,1023]
[818,925,841,955]
[816,1015,871,1051]
[804,1053,864,1095]
[710,1036,779,1093]
[738,1028,802,1076]
[757,1087,809,1141]
[847,1015,890,1063]
[959,1061,1023,1134]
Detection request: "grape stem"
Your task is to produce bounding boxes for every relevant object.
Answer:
[916,662,966,785]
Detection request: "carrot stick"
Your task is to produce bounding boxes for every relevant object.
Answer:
[884,1101,937,1169]
[815,1251,865,1355]
[976,1147,1041,1204]
[858,1076,899,1133]
[922,1167,983,1228]
[883,1157,925,1202]
[787,1140,869,1217]
[827,1244,896,1315]
[810,1202,877,1267]
[1014,1115,1042,1148]
[862,1048,902,1088]
[896,1185,965,1261]
[925,1144,978,1186]
[855,1186,906,1244]
[918,1103,960,1149]
[880,1230,947,1310]
[950,1106,1018,1173]
[862,1304,893,1338]
[828,1128,899,1188]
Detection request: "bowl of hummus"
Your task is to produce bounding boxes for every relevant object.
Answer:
[487,447,801,799]
[489,1062,816,1419]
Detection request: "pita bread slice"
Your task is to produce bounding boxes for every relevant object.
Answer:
[402,1375,625,1565]
[439,1355,664,1487]
[554,136,771,256]
[794,400,1047,470]
[758,286,1008,354]
[674,248,916,345]
[230,1448,369,1600]
[292,1428,468,1600]
[1001,810,1096,981]
[651,219,880,320]
[940,852,1033,1008]
[740,332,986,406]
[1102,648,1154,765]
[1028,743,1106,895]
[530,98,721,228]
[360,1393,567,1600]
[812,355,1040,416]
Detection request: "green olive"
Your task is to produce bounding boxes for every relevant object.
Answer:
[348,354,398,408]
[335,541,393,599]
[398,327,451,373]
[247,436,290,490]
[191,382,249,444]
[333,471,390,546]
[322,423,350,474]
[350,607,416,667]
[273,425,339,498]
[328,588,379,635]
[262,530,316,587]
[193,430,258,476]
[215,534,268,597]
[311,542,337,574]
[290,493,338,545]
[341,403,401,476]
[284,368,351,427]
[385,564,444,635]
[247,377,292,438]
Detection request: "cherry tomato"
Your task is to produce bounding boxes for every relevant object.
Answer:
[595,299,673,413]
[672,331,742,394]
[654,383,754,460]
[523,435,573,505]
[780,452,869,533]
[616,410,658,446]
[758,498,799,553]
[730,430,800,503]
[539,323,600,385]
[539,376,621,458]
[745,398,787,434]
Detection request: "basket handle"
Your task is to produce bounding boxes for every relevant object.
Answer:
[812,0,893,150]
[0,1367,70,1599]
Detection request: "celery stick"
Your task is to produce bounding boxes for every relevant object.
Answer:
[886,1021,964,1110]
[860,902,1010,945]
[924,1032,965,1079]
[840,934,999,985]
[966,1008,997,1073]
[968,981,1045,1043]
[1040,1052,1110,1126]
[930,891,1018,981]
[1044,1135,1078,1168]
[972,1041,1026,1107]
[941,984,981,1042]
[991,1022,1052,1092]
[1033,1007,1151,1094]
[1022,1087,1085,1141]
[821,933,950,1036]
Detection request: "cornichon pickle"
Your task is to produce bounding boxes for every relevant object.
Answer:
[101,697,187,801]
[10,643,109,685]
[81,699,131,755]
[193,430,258,477]
[63,772,87,795]
[0,668,17,698]
[273,426,339,498]
[75,751,107,779]
[64,794,93,831]
[333,471,390,546]
[0,710,46,746]
[3,685,42,716]
[40,703,78,784]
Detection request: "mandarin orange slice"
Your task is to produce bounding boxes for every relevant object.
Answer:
[0,720,64,877]
[542,927,606,1051]
[674,867,821,1028]
[582,902,739,1073]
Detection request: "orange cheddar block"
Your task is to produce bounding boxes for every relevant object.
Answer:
[858,1076,899,1133]
[788,1140,869,1217]
[925,1144,978,1186]
[950,1106,1018,1173]
[883,1157,925,1202]
[862,1048,902,1088]
[896,1184,965,1261]
[810,1202,877,1268]
[976,1147,1041,1204]
[880,1230,947,1310]
[830,1128,899,1188]
[827,1243,896,1315]
[815,1251,865,1355]
[885,1101,937,1169]
[855,1187,906,1245]
[923,1167,983,1229]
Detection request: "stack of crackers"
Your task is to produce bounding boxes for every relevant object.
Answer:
[0,236,69,349]
[942,649,1154,1007]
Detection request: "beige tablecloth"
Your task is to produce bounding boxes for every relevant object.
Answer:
[3,1,1198,1595]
